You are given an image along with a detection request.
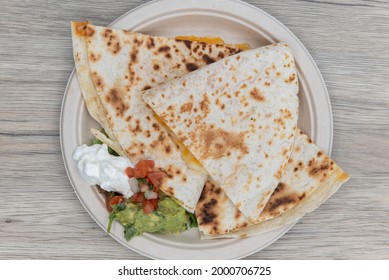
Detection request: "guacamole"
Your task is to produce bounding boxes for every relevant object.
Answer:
[110,197,191,240]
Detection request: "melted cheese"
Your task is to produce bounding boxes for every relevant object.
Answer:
[175,35,225,44]
[154,113,204,173]
[175,35,251,50]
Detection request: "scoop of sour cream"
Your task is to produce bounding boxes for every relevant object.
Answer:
[72,144,137,198]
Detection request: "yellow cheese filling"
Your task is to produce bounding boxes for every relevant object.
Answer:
[175,35,251,50]
[154,113,204,173]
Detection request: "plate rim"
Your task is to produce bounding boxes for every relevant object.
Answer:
[60,0,333,259]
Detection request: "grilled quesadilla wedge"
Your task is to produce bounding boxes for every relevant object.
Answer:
[197,129,350,237]
[142,43,299,220]
[71,22,243,212]
[71,22,127,157]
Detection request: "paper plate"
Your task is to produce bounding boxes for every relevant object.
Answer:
[60,0,332,259]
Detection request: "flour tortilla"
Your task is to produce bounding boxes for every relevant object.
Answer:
[142,43,299,220]
[71,22,126,157]
[71,22,243,212]
[198,129,350,238]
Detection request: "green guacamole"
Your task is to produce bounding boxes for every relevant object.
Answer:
[110,197,192,240]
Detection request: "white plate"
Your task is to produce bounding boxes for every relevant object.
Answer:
[60,0,332,259]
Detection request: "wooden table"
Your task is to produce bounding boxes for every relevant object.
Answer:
[1,0,388,259]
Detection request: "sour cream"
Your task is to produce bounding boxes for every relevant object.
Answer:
[73,144,137,198]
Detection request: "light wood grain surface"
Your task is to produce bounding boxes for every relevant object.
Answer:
[0,0,388,259]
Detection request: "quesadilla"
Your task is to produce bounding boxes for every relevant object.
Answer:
[71,22,243,212]
[71,22,126,157]
[198,129,350,237]
[142,43,299,220]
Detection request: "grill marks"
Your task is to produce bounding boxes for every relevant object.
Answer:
[249,87,265,102]
[104,88,129,117]
[101,28,121,54]
[203,54,215,64]
[261,182,306,216]
[91,72,105,91]
[147,37,155,49]
[197,126,249,160]
[308,157,333,182]
[74,21,95,38]
[186,63,198,72]
[197,181,221,232]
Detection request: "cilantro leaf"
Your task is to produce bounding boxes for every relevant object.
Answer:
[107,203,127,233]
[124,225,139,241]
[137,178,154,190]
[186,211,198,228]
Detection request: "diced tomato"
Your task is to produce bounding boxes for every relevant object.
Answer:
[144,160,155,169]
[149,198,159,209]
[125,167,134,178]
[134,160,152,178]
[107,195,124,212]
[142,200,155,214]
[147,171,167,188]
[131,192,144,203]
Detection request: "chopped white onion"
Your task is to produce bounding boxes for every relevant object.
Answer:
[129,178,140,193]
[144,190,158,200]
[139,183,149,192]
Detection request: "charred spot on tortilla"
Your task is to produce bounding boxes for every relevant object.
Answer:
[199,93,210,116]
[158,45,171,53]
[186,63,198,72]
[198,127,248,159]
[91,71,105,91]
[203,54,215,64]
[127,64,136,82]
[130,50,138,63]
[146,37,155,49]
[285,73,296,83]
[88,52,100,62]
[75,21,95,37]
[133,37,143,46]
[180,102,193,113]
[142,85,151,91]
[144,130,151,138]
[74,21,89,37]
[199,198,218,225]
[249,87,265,102]
[104,88,128,117]
[101,28,121,54]
[153,64,160,71]
[264,195,296,213]
[308,157,332,181]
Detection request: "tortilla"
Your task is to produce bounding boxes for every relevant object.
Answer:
[71,22,127,157]
[71,22,243,212]
[197,129,350,237]
[142,43,299,220]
